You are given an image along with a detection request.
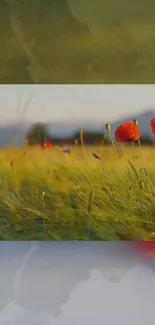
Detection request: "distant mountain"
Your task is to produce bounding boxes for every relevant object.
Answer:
[0,110,155,147]
[0,123,28,147]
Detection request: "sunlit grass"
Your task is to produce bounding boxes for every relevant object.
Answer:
[0,143,155,240]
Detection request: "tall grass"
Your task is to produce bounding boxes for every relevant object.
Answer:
[0,142,155,240]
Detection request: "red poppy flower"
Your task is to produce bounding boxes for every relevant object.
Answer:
[115,121,141,142]
[132,241,155,259]
[150,118,155,135]
[44,141,53,149]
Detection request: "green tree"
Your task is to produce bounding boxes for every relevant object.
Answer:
[26,123,51,145]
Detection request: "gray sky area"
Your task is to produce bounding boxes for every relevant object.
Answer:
[0,242,155,325]
[0,85,155,124]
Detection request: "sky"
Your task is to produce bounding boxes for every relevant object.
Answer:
[0,85,155,124]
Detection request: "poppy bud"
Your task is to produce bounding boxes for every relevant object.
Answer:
[133,119,138,126]
[106,124,111,133]
[92,152,101,160]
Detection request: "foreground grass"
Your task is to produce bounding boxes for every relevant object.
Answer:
[0,145,155,240]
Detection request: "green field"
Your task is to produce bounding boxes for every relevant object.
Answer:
[1,0,155,83]
[1,143,155,240]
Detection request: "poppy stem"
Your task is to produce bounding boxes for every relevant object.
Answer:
[138,139,155,198]
[80,129,92,185]
[131,140,139,162]
[107,130,128,182]
[120,143,132,183]
[137,139,146,171]
[131,141,135,149]
[80,129,89,167]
